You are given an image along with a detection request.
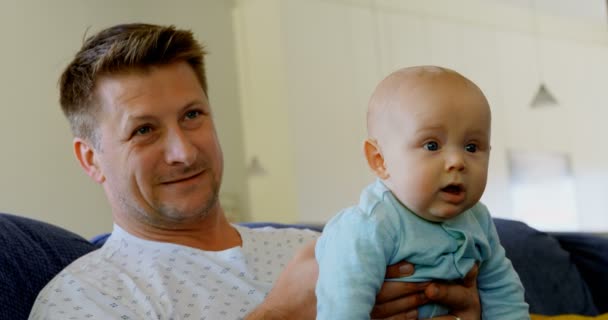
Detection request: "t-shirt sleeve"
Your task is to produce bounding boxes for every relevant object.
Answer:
[29,271,144,320]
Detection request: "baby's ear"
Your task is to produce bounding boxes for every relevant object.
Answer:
[364,138,389,179]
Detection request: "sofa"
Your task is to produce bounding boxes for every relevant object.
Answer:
[1,212,607,320]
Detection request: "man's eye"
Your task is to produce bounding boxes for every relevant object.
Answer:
[134,126,152,136]
[185,110,202,120]
[424,141,439,151]
[465,143,477,153]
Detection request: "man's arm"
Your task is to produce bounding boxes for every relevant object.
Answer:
[247,240,481,320]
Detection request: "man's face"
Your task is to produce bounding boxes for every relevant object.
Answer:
[91,62,224,228]
[381,76,491,222]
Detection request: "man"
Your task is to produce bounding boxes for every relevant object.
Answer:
[30,23,480,319]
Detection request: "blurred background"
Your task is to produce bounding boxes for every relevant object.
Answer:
[1,0,607,238]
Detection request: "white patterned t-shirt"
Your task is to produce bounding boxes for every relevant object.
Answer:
[29,224,320,320]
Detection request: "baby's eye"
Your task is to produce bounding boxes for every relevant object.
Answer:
[465,143,477,153]
[424,141,439,151]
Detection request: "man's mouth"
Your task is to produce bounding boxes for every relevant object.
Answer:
[162,170,205,184]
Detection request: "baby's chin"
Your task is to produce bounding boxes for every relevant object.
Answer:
[416,207,467,222]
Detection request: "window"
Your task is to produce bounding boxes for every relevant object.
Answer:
[508,150,579,231]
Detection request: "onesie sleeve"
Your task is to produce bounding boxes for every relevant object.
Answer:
[474,205,530,319]
[315,205,398,320]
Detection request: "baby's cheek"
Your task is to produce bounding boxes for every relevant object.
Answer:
[404,181,434,210]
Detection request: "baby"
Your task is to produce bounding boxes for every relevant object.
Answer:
[315,66,529,319]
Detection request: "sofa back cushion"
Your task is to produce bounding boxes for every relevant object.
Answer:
[5,214,601,317]
[552,232,608,314]
[0,213,97,320]
[495,218,598,315]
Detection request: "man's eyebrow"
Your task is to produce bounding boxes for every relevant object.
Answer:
[115,113,157,138]
[121,100,207,127]
[179,100,207,112]
[122,114,156,127]
[126,113,156,121]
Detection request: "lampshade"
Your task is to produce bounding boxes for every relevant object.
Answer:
[530,83,558,108]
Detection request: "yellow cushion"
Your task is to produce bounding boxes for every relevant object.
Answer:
[531,314,608,320]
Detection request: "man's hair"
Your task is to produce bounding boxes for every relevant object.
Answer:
[59,23,208,142]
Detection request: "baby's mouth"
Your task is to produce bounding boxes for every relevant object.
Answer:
[441,184,463,195]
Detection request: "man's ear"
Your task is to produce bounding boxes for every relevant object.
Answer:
[73,137,105,184]
[364,138,389,179]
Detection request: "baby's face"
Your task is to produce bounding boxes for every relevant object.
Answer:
[380,74,491,222]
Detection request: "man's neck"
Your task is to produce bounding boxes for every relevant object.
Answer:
[113,208,242,251]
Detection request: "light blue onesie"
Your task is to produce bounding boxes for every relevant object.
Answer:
[315,180,529,319]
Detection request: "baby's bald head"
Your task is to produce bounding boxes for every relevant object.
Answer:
[367,66,490,144]
[363,66,492,222]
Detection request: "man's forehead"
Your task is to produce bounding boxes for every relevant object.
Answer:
[91,78,159,136]
[96,71,150,105]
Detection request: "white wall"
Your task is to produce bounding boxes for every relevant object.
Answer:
[0,0,248,238]
[3,0,607,236]
[232,0,300,223]
[234,0,608,232]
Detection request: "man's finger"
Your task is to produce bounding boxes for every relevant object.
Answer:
[462,264,479,288]
[371,291,426,319]
[376,281,429,303]
[385,261,415,279]
[421,316,461,320]
[425,282,469,310]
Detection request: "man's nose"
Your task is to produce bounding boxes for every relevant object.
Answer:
[445,150,466,172]
[164,127,197,166]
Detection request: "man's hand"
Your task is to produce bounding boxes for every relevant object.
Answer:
[248,241,480,320]
[424,264,481,320]
[248,241,425,320]
[372,261,429,319]
[372,263,481,320]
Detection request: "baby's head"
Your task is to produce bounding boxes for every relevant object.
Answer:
[364,66,491,222]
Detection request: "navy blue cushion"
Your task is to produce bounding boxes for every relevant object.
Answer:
[240,222,324,232]
[0,213,97,320]
[90,232,111,247]
[552,232,608,313]
[494,218,598,315]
